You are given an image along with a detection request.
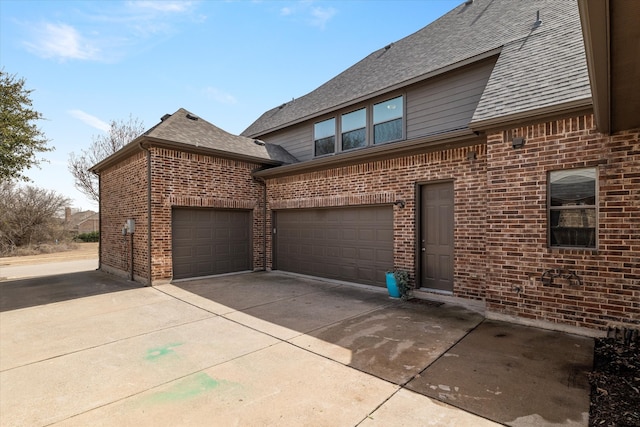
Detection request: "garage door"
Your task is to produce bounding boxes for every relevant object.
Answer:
[172,208,251,280]
[274,206,393,286]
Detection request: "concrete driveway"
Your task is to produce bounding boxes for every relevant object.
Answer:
[0,271,593,426]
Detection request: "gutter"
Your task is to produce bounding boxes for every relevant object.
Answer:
[91,136,284,174]
[469,99,594,132]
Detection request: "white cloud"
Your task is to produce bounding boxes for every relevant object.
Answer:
[203,87,238,105]
[20,2,202,62]
[68,110,110,132]
[278,2,336,29]
[24,23,100,61]
[128,1,195,13]
[310,6,336,29]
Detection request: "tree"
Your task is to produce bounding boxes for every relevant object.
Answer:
[0,69,53,181]
[68,114,144,202]
[0,181,70,255]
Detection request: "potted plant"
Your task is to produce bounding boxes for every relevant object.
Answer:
[385,269,411,300]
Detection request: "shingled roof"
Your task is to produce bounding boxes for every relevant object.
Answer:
[144,108,297,164]
[242,0,591,137]
[91,108,297,172]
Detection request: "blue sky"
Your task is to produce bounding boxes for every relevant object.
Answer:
[1,0,459,210]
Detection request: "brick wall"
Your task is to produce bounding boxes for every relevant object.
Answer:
[266,143,487,301]
[100,151,149,282]
[98,113,638,331]
[148,147,264,283]
[486,114,640,330]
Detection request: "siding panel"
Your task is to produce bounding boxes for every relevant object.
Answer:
[262,124,312,162]
[407,58,496,138]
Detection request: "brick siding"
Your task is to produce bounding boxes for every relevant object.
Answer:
[266,144,487,301]
[147,147,264,283]
[98,113,638,331]
[100,151,149,281]
[485,114,640,330]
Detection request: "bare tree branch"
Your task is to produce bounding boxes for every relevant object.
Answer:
[0,181,70,254]
[68,114,144,202]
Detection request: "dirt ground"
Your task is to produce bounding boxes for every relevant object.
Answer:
[589,338,640,426]
[0,243,98,266]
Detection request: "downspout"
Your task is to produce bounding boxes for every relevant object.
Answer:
[130,231,134,281]
[139,142,152,286]
[95,172,102,271]
[254,175,268,271]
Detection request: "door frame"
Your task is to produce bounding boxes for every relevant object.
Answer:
[415,179,455,292]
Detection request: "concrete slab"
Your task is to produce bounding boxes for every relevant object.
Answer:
[0,289,214,370]
[292,301,484,384]
[406,319,593,427]
[230,284,397,338]
[361,388,501,426]
[176,271,398,340]
[54,342,399,426]
[176,271,345,313]
[0,259,98,281]
[0,271,594,427]
[0,269,140,312]
[1,314,278,426]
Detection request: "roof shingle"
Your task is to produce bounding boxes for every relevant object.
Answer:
[242,0,591,137]
[146,108,297,164]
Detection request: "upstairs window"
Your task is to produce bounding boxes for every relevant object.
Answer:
[314,118,336,156]
[548,168,597,248]
[373,96,403,144]
[341,108,366,150]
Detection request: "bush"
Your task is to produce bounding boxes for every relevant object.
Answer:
[76,231,99,242]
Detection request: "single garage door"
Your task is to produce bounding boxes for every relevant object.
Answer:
[172,208,251,280]
[274,206,393,286]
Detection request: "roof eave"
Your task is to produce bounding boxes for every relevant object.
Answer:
[247,48,502,139]
[577,0,610,134]
[90,135,283,174]
[253,128,480,179]
[141,137,284,166]
[89,137,144,174]
[469,98,594,132]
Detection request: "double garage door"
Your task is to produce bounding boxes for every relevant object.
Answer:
[274,206,393,287]
[172,208,251,280]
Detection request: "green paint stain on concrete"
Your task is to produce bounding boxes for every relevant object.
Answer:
[144,342,184,362]
[146,373,223,404]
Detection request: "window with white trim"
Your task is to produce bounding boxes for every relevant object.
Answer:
[548,168,597,248]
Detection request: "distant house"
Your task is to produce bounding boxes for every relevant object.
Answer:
[91,0,639,334]
[64,208,99,234]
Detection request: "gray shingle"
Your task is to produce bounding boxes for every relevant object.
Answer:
[242,0,590,137]
[147,108,297,164]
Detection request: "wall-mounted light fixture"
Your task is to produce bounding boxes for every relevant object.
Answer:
[512,137,525,149]
[393,200,406,208]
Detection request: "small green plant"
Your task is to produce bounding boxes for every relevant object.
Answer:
[393,269,412,300]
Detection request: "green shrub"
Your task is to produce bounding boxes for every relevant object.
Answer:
[76,231,99,242]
